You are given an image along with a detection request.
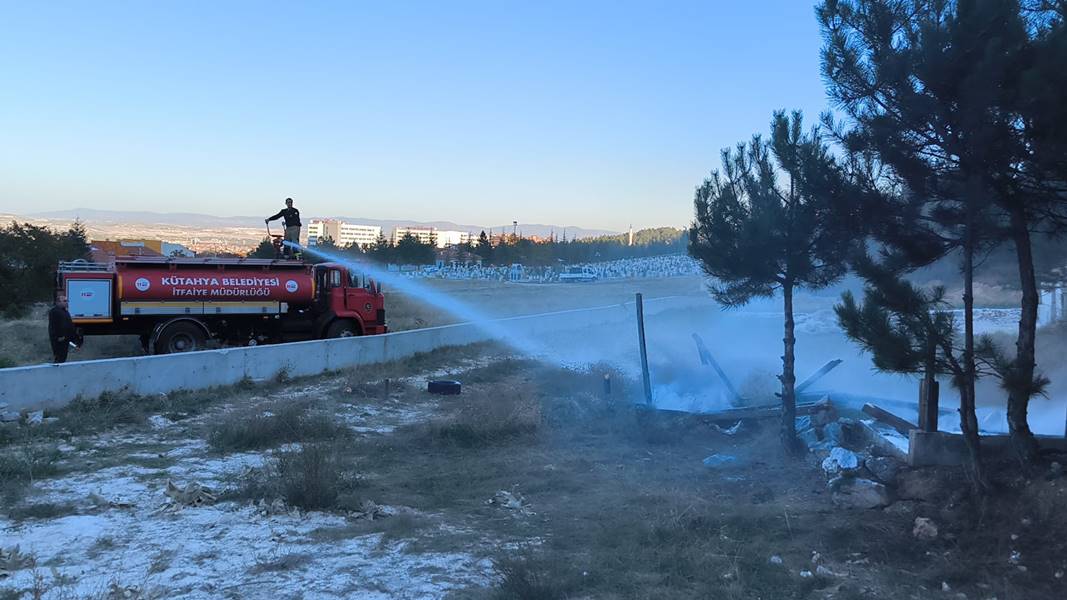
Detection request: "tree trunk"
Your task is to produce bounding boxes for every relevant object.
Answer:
[781,280,798,451]
[961,200,988,491]
[1007,203,1041,464]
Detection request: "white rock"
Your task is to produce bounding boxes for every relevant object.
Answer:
[816,565,838,577]
[769,555,784,565]
[822,447,861,476]
[799,570,814,578]
[27,410,44,425]
[913,517,939,540]
[831,478,893,509]
[0,411,20,423]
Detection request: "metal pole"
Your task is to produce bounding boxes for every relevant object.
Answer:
[636,293,652,405]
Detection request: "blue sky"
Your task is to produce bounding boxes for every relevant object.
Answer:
[0,1,830,231]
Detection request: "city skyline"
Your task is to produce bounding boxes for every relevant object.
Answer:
[0,1,829,231]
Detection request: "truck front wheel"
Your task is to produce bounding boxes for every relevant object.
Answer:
[155,322,207,354]
[326,319,360,339]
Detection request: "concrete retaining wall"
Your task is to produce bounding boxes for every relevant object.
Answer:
[0,296,704,411]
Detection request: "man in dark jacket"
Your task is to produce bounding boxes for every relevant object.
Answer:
[48,294,78,364]
[266,197,301,258]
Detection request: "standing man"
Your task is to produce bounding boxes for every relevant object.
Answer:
[266,197,301,258]
[48,294,78,364]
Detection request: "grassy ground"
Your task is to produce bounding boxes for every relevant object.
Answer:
[6,343,1063,599]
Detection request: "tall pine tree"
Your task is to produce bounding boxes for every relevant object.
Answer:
[818,0,1067,463]
[689,111,856,449]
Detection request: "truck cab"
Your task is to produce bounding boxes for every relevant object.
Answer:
[312,262,386,337]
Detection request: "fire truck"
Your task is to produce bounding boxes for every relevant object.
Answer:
[56,256,387,354]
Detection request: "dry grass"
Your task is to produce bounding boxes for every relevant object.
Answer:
[233,442,363,511]
[206,400,349,452]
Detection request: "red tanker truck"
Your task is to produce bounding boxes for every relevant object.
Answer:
[56,256,387,354]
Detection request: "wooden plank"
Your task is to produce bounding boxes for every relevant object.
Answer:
[692,333,744,404]
[862,403,918,436]
[696,401,822,423]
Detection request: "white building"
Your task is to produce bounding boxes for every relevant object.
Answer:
[434,230,473,248]
[392,227,437,246]
[306,219,339,246]
[338,223,382,248]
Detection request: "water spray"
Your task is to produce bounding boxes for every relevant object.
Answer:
[283,241,553,359]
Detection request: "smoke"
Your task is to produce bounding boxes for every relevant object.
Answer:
[286,240,1066,433]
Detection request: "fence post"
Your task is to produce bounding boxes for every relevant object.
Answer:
[636,293,652,405]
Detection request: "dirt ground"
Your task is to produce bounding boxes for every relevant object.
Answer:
[3,342,1065,599]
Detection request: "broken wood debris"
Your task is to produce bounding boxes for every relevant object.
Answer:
[861,403,918,436]
[692,333,744,406]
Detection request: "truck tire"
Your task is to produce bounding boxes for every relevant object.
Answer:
[326,319,360,339]
[155,321,207,354]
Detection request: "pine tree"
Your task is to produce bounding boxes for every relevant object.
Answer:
[818,0,1067,463]
[475,230,493,264]
[248,237,277,259]
[688,111,855,449]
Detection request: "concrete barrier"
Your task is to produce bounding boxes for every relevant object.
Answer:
[0,296,706,411]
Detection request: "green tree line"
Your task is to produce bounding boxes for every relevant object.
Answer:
[0,221,91,317]
[250,227,687,266]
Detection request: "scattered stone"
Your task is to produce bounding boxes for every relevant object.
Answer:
[148,415,171,430]
[1054,570,1063,579]
[799,570,814,578]
[830,477,892,509]
[769,555,784,565]
[26,410,44,426]
[811,551,822,564]
[1049,462,1063,479]
[702,454,739,469]
[1020,517,1032,528]
[942,582,951,592]
[89,491,134,510]
[486,489,534,515]
[865,456,901,484]
[816,565,838,577]
[162,480,216,511]
[823,422,845,446]
[349,500,385,521]
[255,498,294,517]
[1009,550,1022,565]
[710,420,743,436]
[913,517,939,540]
[823,447,861,476]
[0,411,19,423]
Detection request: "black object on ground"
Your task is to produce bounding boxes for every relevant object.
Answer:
[427,380,462,395]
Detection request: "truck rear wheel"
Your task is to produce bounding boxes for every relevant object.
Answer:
[155,322,207,354]
[326,319,360,339]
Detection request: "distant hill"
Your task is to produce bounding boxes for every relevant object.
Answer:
[25,208,618,240]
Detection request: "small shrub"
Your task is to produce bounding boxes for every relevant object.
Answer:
[5,501,78,521]
[207,402,349,452]
[236,443,361,511]
[422,388,540,447]
[491,552,585,600]
[0,355,15,369]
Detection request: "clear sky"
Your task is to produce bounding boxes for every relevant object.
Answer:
[0,1,830,231]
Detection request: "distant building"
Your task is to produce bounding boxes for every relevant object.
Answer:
[89,240,164,263]
[306,219,340,246]
[338,223,382,248]
[392,226,437,246]
[162,242,195,257]
[307,219,382,248]
[434,230,473,248]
